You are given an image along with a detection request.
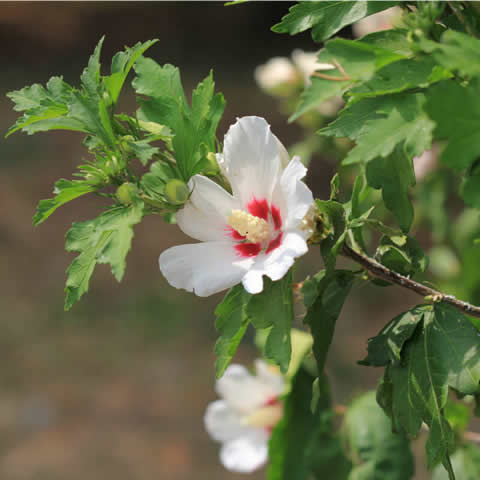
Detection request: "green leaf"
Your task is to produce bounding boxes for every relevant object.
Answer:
[444,398,471,434]
[103,39,158,105]
[268,369,351,480]
[6,76,81,137]
[33,179,97,226]
[375,304,480,477]
[344,391,414,480]
[366,148,415,232]
[375,234,427,277]
[246,271,293,373]
[134,60,225,180]
[342,93,434,167]
[81,36,104,98]
[360,307,424,367]
[303,270,354,373]
[349,56,452,101]
[272,1,397,43]
[425,80,480,170]
[214,284,251,378]
[421,30,480,79]
[315,199,347,270]
[292,33,408,121]
[432,445,480,480]
[125,138,160,166]
[64,199,144,310]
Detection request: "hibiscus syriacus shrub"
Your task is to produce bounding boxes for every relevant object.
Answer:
[6,2,480,479]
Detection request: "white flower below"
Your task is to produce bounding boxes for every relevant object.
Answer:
[204,360,285,473]
[159,116,314,296]
[254,50,334,91]
[254,57,297,90]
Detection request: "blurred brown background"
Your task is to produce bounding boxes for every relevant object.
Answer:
[0,2,440,479]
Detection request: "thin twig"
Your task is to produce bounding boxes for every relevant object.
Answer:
[312,72,349,82]
[342,243,480,318]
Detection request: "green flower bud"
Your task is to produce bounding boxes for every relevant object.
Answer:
[165,179,190,206]
[204,152,220,175]
[116,182,138,206]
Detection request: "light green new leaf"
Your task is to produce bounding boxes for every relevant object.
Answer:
[64,199,144,310]
[81,36,104,98]
[103,39,158,105]
[272,1,397,43]
[134,60,225,180]
[268,369,351,480]
[303,270,354,374]
[292,33,408,121]
[425,80,480,170]
[422,30,480,79]
[432,445,480,480]
[342,93,434,167]
[6,76,83,137]
[366,148,416,233]
[33,179,97,226]
[344,391,414,480]
[214,284,251,378]
[246,271,293,373]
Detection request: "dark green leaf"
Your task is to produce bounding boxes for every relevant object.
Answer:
[376,304,480,477]
[344,391,414,480]
[33,179,97,226]
[303,270,354,373]
[421,30,480,79]
[246,271,293,373]
[425,80,480,170]
[268,369,351,480]
[366,148,415,232]
[214,284,251,378]
[141,161,178,202]
[432,445,480,480]
[342,93,434,167]
[125,139,160,166]
[375,234,427,277]
[272,1,397,43]
[350,56,451,101]
[359,307,423,367]
[315,199,347,270]
[461,167,480,209]
[64,199,144,310]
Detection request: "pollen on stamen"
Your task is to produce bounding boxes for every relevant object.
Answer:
[227,209,271,243]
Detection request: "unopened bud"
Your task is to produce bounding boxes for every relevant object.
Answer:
[165,179,190,206]
[204,152,220,175]
[116,182,138,206]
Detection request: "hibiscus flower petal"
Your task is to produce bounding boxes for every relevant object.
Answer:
[222,116,287,206]
[216,364,280,414]
[242,232,308,291]
[204,400,251,443]
[176,175,240,242]
[220,431,269,473]
[159,242,252,297]
[272,156,313,231]
[254,359,285,396]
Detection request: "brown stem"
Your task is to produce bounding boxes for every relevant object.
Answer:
[448,1,478,38]
[342,243,480,318]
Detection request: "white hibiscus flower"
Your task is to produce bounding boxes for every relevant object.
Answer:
[159,116,314,296]
[204,359,285,473]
